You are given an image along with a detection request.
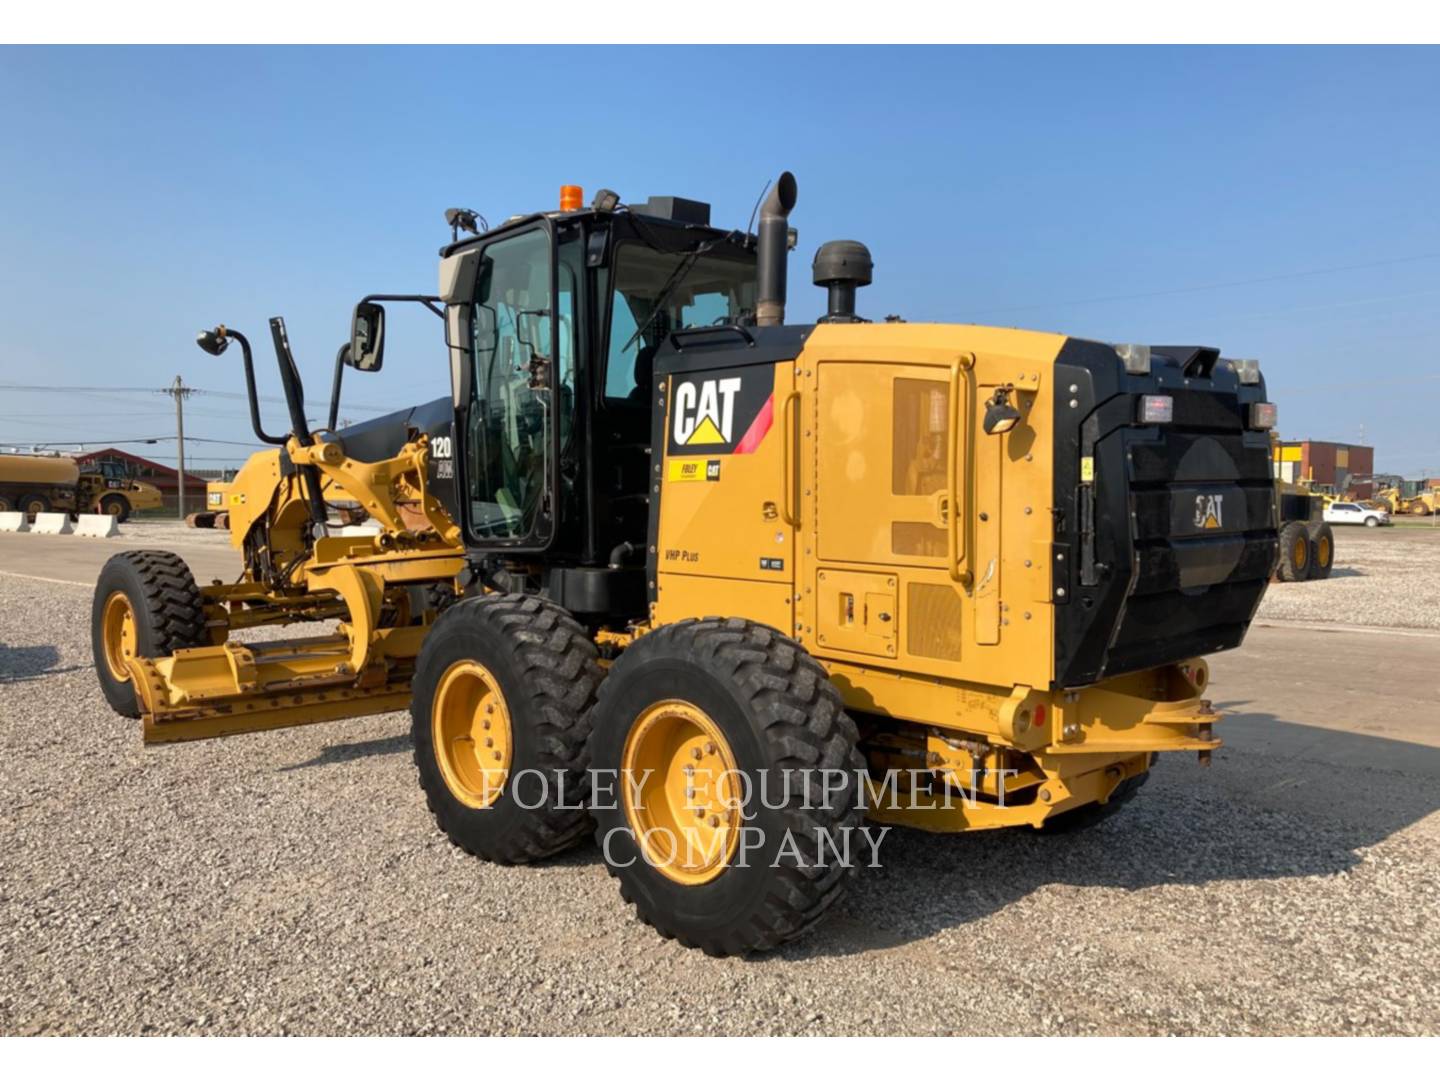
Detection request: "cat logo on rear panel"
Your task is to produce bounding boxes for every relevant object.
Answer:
[1194,493,1223,530]
[668,369,776,457]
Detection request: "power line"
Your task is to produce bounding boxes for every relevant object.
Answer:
[971,251,1440,317]
[1,382,396,414]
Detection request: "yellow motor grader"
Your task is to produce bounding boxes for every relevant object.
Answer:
[92,175,1280,955]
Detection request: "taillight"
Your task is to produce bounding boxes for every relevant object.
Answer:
[1137,394,1173,424]
[1249,402,1278,430]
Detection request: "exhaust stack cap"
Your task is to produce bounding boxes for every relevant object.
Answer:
[813,240,873,323]
[755,172,798,327]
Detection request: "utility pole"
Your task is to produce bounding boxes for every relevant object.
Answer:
[161,376,196,520]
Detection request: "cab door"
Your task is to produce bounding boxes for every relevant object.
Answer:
[455,225,564,550]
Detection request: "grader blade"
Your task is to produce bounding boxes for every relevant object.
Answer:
[129,628,427,744]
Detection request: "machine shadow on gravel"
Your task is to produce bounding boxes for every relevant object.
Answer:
[278,732,413,772]
[0,642,80,683]
[777,712,1440,960]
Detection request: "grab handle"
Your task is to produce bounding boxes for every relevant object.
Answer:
[781,390,800,527]
[949,355,976,586]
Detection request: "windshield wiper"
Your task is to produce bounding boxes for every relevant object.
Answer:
[621,243,713,354]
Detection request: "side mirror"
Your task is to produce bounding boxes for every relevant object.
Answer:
[349,301,385,372]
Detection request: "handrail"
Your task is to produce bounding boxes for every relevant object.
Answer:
[781,390,801,527]
[948,354,976,587]
[667,324,757,352]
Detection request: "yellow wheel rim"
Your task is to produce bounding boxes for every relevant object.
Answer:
[621,700,742,886]
[1317,535,1331,566]
[101,592,137,683]
[1293,536,1308,569]
[431,659,512,809]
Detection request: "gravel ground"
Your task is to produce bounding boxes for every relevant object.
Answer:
[1,568,1437,1035]
[1257,524,1440,630]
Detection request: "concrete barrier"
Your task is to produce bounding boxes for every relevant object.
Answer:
[0,511,29,533]
[31,513,74,535]
[74,513,121,538]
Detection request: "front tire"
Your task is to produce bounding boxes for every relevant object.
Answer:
[1365,516,1380,528]
[91,551,208,717]
[99,494,131,522]
[411,594,603,864]
[589,618,866,956]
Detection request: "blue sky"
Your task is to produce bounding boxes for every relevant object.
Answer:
[1,46,1437,475]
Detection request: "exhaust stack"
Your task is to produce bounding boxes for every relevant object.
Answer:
[755,172,797,327]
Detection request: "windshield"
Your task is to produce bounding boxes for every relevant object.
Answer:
[603,242,756,404]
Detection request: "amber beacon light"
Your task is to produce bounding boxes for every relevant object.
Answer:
[559,185,583,211]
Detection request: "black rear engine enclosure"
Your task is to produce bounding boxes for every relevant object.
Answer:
[1051,341,1277,688]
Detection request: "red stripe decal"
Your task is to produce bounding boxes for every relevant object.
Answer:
[734,394,774,454]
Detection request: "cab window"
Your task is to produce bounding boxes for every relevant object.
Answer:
[603,243,757,406]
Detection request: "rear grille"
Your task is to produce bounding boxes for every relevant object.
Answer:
[907,582,963,660]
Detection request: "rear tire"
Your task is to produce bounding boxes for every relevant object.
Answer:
[411,594,603,864]
[91,551,208,718]
[1306,521,1335,579]
[99,494,131,522]
[1277,521,1310,581]
[588,618,866,956]
[19,492,50,517]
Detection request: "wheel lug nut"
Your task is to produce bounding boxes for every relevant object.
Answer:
[482,720,491,730]
[694,808,704,819]
[484,738,493,748]
[492,751,502,761]
[704,742,716,754]
[691,748,701,760]
[708,815,719,827]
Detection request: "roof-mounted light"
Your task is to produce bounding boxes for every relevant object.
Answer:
[1232,358,1261,385]
[1116,343,1151,375]
[559,185,583,212]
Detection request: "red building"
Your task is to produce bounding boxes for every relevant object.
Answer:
[1273,440,1376,499]
[75,448,208,512]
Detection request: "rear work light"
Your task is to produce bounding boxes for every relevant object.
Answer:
[1232,358,1261,385]
[1249,402,1278,430]
[1137,394,1173,424]
[1116,343,1151,374]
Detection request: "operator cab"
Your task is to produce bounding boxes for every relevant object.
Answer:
[422,189,762,613]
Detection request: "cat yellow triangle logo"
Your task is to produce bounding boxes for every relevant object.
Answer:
[686,415,726,445]
[1203,513,1220,529]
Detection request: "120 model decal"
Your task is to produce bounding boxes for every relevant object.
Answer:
[667,368,775,456]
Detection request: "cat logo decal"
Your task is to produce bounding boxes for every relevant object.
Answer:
[1194,494,1224,530]
[667,369,775,457]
